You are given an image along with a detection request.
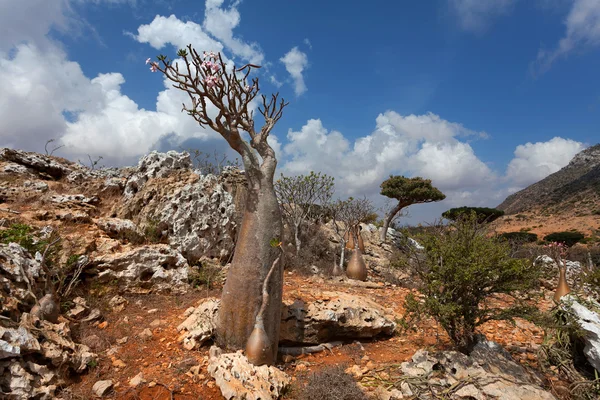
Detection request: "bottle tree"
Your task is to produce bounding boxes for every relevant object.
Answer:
[148,47,287,364]
[379,175,445,242]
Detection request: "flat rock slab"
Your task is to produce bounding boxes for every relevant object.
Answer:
[178,292,396,349]
[207,346,290,400]
[279,291,397,345]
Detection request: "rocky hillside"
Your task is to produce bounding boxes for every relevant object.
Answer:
[493,145,600,238]
[497,144,600,215]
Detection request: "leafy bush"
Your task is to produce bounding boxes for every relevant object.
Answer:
[442,207,504,223]
[0,223,38,252]
[498,232,538,243]
[544,231,585,247]
[298,365,367,400]
[402,214,540,353]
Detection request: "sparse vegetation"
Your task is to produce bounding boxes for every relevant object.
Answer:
[544,231,585,247]
[186,148,242,175]
[297,365,367,400]
[401,213,541,353]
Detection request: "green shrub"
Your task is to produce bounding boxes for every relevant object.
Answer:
[0,223,37,252]
[544,231,585,247]
[402,214,540,353]
[442,207,504,223]
[498,232,538,243]
[298,365,367,400]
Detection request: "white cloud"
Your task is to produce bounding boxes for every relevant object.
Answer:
[449,0,517,32]
[280,47,308,96]
[505,136,585,187]
[534,0,600,73]
[303,38,312,49]
[280,112,495,200]
[203,0,264,65]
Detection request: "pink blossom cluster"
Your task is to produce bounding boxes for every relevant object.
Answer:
[145,58,159,72]
[203,51,217,59]
[205,75,221,88]
[202,61,220,73]
[544,241,568,267]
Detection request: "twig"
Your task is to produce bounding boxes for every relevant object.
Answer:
[0,208,20,214]
[154,382,174,400]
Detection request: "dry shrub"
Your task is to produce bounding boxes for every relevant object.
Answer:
[298,365,367,400]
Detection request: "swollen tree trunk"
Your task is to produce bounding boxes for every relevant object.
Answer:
[379,202,404,242]
[216,156,283,362]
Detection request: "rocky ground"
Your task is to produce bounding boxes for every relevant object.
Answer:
[0,148,597,400]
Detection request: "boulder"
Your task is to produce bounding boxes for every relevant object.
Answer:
[0,313,96,399]
[207,346,290,400]
[89,244,189,293]
[95,217,141,241]
[113,151,237,263]
[0,243,46,319]
[0,148,70,179]
[280,291,396,345]
[177,298,220,350]
[178,292,396,349]
[398,339,556,400]
[561,296,600,372]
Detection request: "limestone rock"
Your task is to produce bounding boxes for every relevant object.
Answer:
[95,217,141,241]
[561,296,600,372]
[399,340,556,400]
[50,194,99,205]
[0,148,70,179]
[0,243,46,318]
[177,298,220,350]
[90,244,189,292]
[280,291,396,345]
[207,347,290,400]
[114,151,237,263]
[92,380,114,397]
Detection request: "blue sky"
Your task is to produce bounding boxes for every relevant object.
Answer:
[1,0,599,221]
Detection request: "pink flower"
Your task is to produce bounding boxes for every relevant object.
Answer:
[205,75,220,88]
[145,58,151,65]
[202,61,213,69]
[244,85,251,92]
[211,63,220,72]
[149,62,158,72]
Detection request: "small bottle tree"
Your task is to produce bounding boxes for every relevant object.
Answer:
[379,176,445,242]
[274,171,335,254]
[147,47,287,363]
[329,197,373,270]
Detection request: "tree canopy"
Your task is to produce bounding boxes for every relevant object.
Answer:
[442,207,504,223]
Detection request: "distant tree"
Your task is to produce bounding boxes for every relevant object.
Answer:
[544,231,585,247]
[329,197,374,269]
[275,171,335,254]
[379,176,445,242]
[442,207,504,223]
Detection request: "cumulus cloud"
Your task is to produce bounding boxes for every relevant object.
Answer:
[280,112,495,200]
[449,0,517,32]
[280,47,308,96]
[0,0,273,165]
[505,136,585,188]
[533,0,600,73]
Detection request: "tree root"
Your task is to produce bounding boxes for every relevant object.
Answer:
[278,341,342,356]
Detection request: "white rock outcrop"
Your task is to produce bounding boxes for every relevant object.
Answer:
[90,244,189,292]
[208,346,290,400]
[114,151,237,262]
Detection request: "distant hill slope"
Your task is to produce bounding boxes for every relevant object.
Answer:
[497,144,600,215]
